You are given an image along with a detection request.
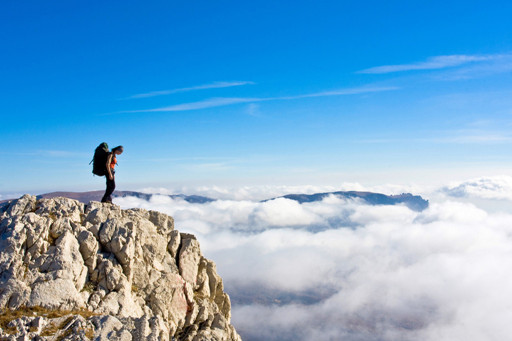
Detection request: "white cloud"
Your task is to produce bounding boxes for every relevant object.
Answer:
[358,54,498,74]
[113,180,512,341]
[443,175,512,201]
[124,81,255,99]
[115,86,398,114]
[433,54,512,81]
[122,97,259,113]
[252,198,320,226]
[276,86,400,99]
[227,202,512,341]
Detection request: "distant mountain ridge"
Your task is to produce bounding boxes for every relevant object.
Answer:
[269,191,429,211]
[1,190,429,211]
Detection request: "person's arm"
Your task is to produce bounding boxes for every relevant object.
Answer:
[106,154,113,180]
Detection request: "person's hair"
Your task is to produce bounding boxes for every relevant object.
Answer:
[111,145,124,153]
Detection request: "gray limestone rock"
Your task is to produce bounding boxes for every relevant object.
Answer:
[0,195,241,341]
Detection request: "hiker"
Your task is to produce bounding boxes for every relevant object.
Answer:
[101,146,124,203]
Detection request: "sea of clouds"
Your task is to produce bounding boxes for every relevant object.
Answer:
[115,176,512,341]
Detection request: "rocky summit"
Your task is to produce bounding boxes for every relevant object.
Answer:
[0,195,242,341]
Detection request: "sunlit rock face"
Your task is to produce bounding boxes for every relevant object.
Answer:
[0,195,241,341]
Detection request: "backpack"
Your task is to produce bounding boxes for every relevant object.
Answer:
[90,142,110,176]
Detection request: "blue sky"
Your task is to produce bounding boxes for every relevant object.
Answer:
[2,0,512,195]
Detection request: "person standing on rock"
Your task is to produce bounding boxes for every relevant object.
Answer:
[101,145,123,203]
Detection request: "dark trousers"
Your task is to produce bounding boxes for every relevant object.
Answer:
[101,176,116,203]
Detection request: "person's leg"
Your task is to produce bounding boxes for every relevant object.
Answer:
[107,177,116,202]
[101,177,115,203]
[101,178,109,202]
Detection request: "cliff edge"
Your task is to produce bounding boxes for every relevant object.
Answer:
[0,195,242,341]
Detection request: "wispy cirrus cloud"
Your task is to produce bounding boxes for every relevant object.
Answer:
[277,86,399,99]
[358,54,499,74]
[121,97,261,113]
[114,86,398,114]
[432,54,512,81]
[124,81,255,99]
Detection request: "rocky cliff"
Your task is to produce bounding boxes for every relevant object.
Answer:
[0,195,242,341]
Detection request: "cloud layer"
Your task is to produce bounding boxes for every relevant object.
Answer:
[114,180,512,341]
[443,175,512,201]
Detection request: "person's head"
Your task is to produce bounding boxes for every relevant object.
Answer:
[112,145,124,155]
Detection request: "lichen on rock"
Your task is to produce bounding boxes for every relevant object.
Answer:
[0,195,242,341]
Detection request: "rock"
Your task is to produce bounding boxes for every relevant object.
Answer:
[35,197,84,223]
[167,230,181,258]
[148,210,174,232]
[30,316,46,334]
[78,230,99,271]
[91,315,132,341]
[2,194,36,217]
[0,279,31,310]
[0,195,241,341]
[178,236,202,285]
[29,278,86,310]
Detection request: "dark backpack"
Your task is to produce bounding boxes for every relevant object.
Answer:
[90,142,110,176]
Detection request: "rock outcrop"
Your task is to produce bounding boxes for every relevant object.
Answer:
[0,195,241,341]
